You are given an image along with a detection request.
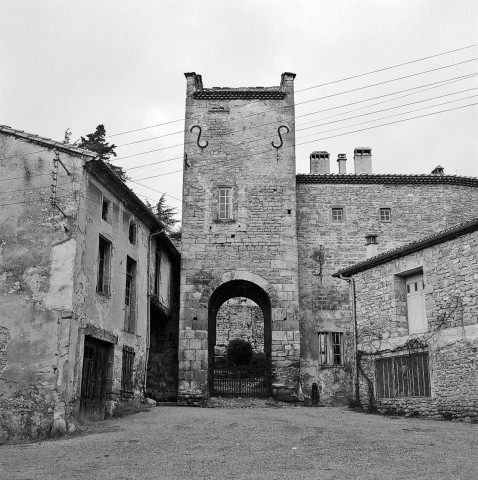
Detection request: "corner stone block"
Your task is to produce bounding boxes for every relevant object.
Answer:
[178,380,191,393]
[272,331,288,342]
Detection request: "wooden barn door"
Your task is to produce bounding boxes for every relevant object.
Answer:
[80,337,110,420]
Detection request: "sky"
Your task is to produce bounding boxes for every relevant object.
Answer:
[2,1,477,222]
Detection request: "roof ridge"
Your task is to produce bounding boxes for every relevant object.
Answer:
[0,124,97,158]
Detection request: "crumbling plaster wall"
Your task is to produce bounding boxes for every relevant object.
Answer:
[297,181,478,405]
[179,74,300,401]
[352,229,478,418]
[70,175,150,415]
[0,134,82,440]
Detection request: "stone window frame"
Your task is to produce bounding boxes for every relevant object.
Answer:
[379,208,392,222]
[330,206,346,223]
[97,235,112,297]
[101,193,111,223]
[128,219,137,245]
[213,182,238,223]
[318,332,344,367]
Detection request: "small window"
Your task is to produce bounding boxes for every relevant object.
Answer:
[380,208,391,222]
[121,346,135,394]
[97,236,111,295]
[406,271,427,334]
[376,353,430,398]
[124,257,137,333]
[318,332,344,366]
[129,221,137,244]
[331,208,344,222]
[101,196,110,221]
[218,187,233,220]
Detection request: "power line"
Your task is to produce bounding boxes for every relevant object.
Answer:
[104,43,478,139]
[296,43,478,92]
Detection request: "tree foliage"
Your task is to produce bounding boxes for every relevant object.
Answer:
[78,124,128,182]
[145,194,179,232]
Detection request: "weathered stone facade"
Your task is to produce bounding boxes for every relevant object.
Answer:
[334,220,478,418]
[179,73,478,406]
[0,127,180,440]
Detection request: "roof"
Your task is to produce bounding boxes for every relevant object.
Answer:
[0,125,97,158]
[296,173,478,187]
[193,88,286,100]
[333,217,478,278]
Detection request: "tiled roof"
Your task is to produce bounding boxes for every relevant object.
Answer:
[296,173,478,187]
[0,125,97,158]
[193,88,286,100]
[332,217,478,278]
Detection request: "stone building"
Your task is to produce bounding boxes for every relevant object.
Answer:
[178,72,478,406]
[0,126,179,440]
[333,218,478,419]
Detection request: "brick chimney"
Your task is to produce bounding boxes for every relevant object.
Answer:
[280,72,296,94]
[365,234,378,259]
[310,151,330,174]
[354,148,372,174]
[431,165,444,176]
[337,153,347,174]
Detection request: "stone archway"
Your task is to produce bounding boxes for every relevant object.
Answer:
[206,274,277,397]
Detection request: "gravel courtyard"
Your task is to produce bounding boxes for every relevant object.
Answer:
[1,403,477,480]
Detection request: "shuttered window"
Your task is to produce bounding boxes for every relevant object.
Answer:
[375,353,430,398]
[406,272,427,334]
[318,332,344,366]
[121,346,135,394]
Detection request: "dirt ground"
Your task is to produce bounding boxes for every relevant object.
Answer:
[1,400,477,480]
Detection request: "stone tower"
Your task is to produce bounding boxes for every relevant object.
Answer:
[178,72,300,403]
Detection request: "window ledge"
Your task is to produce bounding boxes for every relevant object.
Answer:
[213,218,236,223]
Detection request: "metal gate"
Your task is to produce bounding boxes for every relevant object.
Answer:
[211,362,271,398]
[80,337,110,420]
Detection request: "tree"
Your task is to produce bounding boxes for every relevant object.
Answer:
[146,194,179,233]
[78,125,128,182]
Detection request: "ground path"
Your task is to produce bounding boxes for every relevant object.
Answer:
[1,402,477,479]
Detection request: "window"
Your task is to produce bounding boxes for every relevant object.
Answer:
[380,208,391,222]
[121,346,135,394]
[375,353,430,398]
[154,249,161,296]
[101,195,110,221]
[331,207,344,222]
[124,257,137,333]
[97,236,111,295]
[129,221,137,244]
[318,332,344,366]
[218,187,233,220]
[406,272,427,334]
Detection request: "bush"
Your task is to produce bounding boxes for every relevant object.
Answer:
[251,352,268,369]
[225,339,253,365]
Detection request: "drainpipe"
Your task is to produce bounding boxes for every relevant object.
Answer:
[339,274,360,406]
[144,229,163,396]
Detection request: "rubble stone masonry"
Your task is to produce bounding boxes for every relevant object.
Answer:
[351,227,478,419]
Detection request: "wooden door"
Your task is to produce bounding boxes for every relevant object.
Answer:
[80,337,110,420]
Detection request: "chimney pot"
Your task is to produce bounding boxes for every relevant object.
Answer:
[337,153,347,174]
[354,147,372,174]
[431,165,444,176]
[310,151,330,174]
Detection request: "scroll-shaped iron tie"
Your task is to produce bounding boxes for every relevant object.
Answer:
[190,125,208,150]
[271,125,290,150]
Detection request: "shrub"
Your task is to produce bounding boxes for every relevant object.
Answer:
[225,339,253,365]
[251,352,268,369]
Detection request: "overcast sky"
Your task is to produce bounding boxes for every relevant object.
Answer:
[2,1,477,221]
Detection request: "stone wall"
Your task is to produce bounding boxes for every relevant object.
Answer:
[297,178,478,405]
[352,228,478,419]
[179,73,300,401]
[215,298,264,355]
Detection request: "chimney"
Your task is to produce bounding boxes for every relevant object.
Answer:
[280,72,296,94]
[310,151,330,174]
[354,147,372,174]
[337,153,347,174]
[365,234,378,259]
[184,72,203,95]
[431,165,444,176]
